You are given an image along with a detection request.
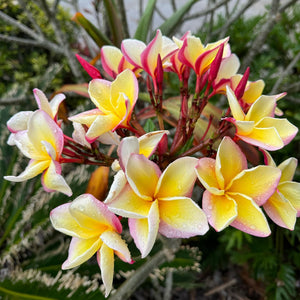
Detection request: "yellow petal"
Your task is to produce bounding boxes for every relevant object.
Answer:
[138,130,168,158]
[99,243,114,297]
[126,154,161,200]
[155,157,198,198]
[237,126,284,150]
[216,137,247,190]
[100,230,131,263]
[4,159,49,182]
[33,88,53,117]
[278,157,297,182]
[86,114,119,143]
[256,117,298,145]
[195,158,224,195]
[128,200,159,258]
[101,45,123,76]
[70,194,121,233]
[42,160,72,196]
[111,69,138,109]
[158,197,208,237]
[229,165,281,205]
[62,236,102,269]
[229,193,271,237]
[50,203,98,239]
[182,36,204,67]
[226,86,245,120]
[107,183,152,218]
[121,39,146,67]
[263,192,296,230]
[235,120,255,135]
[278,181,300,215]
[69,109,101,127]
[202,191,237,231]
[88,79,113,114]
[242,80,265,104]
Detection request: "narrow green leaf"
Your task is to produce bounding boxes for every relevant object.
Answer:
[0,286,58,300]
[134,0,157,42]
[72,12,112,47]
[144,118,157,132]
[157,0,196,37]
[103,0,124,46]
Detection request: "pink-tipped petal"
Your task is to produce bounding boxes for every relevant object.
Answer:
[159,196,209,238]
[263,192,297,230]
[69,108,101,127]
[126,154,161,200]
[229,193,271,237]
[49,93,66,118]
[101,46,123,78]
[278,157,297,182]
[138,130,168,158]
[28,110,64,156]
[155,157,198,198]
[62,236,102,269]
[278,182,300,216]
[70,194,122,233]
[121,39,146,68]
[129,200,159,258]
[256,117,298,146]
[4,159,49,182]
[118,136,139,171]
[237,127,284,151]
[7,111,33,133]
[50,203,97,238]
[98,243,114,297]
[33,88,52,117]
[41,160,72,196]
[229,165,281,205]
[195,158,224,195]
[100,230,131,263]
[105,171,127,204]
[202,191,237,232]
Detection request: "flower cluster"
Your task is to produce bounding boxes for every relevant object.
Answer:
[4,29,299,296]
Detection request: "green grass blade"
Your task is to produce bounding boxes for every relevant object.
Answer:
[134,0,157,42]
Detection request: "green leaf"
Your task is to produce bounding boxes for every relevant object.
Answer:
[103,0,124,46]
[72,12,112,48]
[0,286,58,300]
[134,0,157,42]
[144,118,157,132]
[157,0,196,37]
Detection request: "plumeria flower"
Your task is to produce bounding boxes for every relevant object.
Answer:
[230,75,285,115]
[105,154,208,258]
[178,34,229,78]
[165,31,191,81]
[225,86,298,150]
[50,194,132,297]
[121,30,178,84]
[195,136,281,236]
[7,88,65,145]
[212,53,240,94]
[4,110,72,196]
[261,150,300,230]
[69,69,138,143]
[101,45,141,78]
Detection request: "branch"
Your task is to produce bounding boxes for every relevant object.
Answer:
[0,33,64,54]
[271,51,300,94]
[240,0,280,71]
[34,0,84,82]
[213,0,258,38]
[0,96,27,105]
[110,239,181,300]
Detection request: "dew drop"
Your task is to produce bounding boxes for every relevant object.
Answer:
[250,225,256,230]
[207,205,213,210]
